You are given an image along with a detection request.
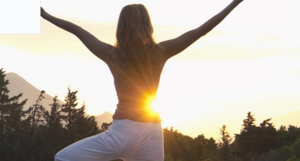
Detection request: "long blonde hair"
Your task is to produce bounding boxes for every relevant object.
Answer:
[115,4,160,76]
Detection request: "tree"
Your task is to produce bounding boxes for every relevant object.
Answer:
[256,118,277,154]
[233,112,258,160]
[192,134,218,161]
[218,125,232,161]
[0,68,27,136]
[46,95,63,131]
[71,102,100,138]
[242,111,256,133]
[22,90,49,135]
[163,127,184,160]
[61,87,100,142]
[0,69,28,160]
[163,127,218,161]
[193,134,207,160]
[233,112,278,161]
[61,87,78,131]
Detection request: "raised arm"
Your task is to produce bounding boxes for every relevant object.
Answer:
[41,8,114,63]
[159,0,243,60]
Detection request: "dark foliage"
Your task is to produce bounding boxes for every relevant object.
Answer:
[0,70,100,160]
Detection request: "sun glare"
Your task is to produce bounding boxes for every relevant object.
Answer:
[151,99,170,125]
[151,97,184,128]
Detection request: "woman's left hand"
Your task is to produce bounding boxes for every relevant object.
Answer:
[41,7,47,17]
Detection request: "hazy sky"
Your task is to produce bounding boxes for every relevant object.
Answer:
[1,0,300,139]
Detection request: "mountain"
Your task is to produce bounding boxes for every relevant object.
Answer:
[95,111,113,126]
[5,72,112,127]
[273,110,300,128]
[6,72,64,112]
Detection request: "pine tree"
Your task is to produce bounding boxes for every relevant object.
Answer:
[0,68,27,136]
[194,134,207,160]
[257,118,277,154]
[242,111,256,133]
[233,112,258,161]
[46,95,62,131]
[61,87,100,142]
[73,102,100,138]
[218,125,232,161]
[23,90,48,135]
[233,112,278,161]
[0,69,27,160]
[38,96,65,161]
[61,87,78,131]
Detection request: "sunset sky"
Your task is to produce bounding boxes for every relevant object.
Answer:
[0,0,300,139]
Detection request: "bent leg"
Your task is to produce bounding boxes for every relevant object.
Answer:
[55,132,117,161]
[55,120,140,161]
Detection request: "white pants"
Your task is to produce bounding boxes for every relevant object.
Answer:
[55,119,164,161]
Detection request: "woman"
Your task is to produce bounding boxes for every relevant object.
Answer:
[41,0,243,160]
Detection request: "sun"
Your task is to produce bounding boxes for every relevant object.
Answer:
[151,97,183,128]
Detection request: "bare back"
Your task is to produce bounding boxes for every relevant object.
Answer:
[106,48,166,122]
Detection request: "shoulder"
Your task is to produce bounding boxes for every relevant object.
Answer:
[156,43,171,61]
[104,47,123,77]
[104,47,118,64]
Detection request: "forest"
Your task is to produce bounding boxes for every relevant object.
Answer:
[0,68,300,161]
